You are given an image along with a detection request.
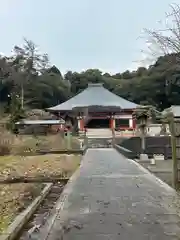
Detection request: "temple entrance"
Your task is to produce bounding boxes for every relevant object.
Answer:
[86,118,110,128]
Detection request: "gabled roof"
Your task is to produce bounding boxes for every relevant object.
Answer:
[48,83,138,111]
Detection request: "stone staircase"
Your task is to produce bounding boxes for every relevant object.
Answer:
[86,128,113,138]
[83,129,113,148]
[87,137,112,148]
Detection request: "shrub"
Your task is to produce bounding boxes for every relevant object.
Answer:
[11,136,40,155]
[7,94,25,133]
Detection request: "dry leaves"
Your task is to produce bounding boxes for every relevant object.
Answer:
[0,183,43,233]
[0,154,81,233]
[0,154,81,179]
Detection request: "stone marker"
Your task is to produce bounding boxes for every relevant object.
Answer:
[139,153,149,161]
[150,158,156,165]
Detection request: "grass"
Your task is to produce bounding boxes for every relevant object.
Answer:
[0,127,81,156]
[10,134,80,155]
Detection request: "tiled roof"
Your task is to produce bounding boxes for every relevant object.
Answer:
[48,83,138,111]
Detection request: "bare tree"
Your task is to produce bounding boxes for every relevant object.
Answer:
[144,3,180,58]
[135,4,180,102]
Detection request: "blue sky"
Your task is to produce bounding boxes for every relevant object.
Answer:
[0,0,174,74]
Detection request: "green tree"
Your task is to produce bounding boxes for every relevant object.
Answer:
[7,93,25,133]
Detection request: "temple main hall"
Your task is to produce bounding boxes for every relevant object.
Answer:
[48,83,138,131]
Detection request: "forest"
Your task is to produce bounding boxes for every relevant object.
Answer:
[0,39,179,113]
[1,4,180,115]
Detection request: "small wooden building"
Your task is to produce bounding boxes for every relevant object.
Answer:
[16,119,65,134]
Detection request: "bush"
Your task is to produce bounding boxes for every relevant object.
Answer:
[11,136,41,155]
[7,94,25,133]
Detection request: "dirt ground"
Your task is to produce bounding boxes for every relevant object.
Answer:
[0,154,81,233]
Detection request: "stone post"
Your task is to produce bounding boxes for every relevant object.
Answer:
[133,106,152,154]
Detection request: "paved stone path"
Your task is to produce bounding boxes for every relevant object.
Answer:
[46,149,180,239]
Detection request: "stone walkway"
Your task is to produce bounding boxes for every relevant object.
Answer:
[46,149,180,239]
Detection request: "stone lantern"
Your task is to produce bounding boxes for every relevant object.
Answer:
[161,105,180,189]
[133,106,154,154]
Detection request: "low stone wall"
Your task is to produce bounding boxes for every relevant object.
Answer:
[37,149,83,155]
[114,144,138,159]
[118,136,172,159]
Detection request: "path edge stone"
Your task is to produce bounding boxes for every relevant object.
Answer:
[130,158,175,193]
[41,161,83,240]
[0,183,53,240]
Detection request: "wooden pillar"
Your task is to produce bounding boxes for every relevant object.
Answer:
[132,119,136,129]
[111,115,115,146]
[109,118,112,129]
[170,119,179,189]
[163,108,180,190]
[109,116,115,129]
[129,118,133,128]
[77,116,84,131]
[80,119,84,131]
[113,119,115,129]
